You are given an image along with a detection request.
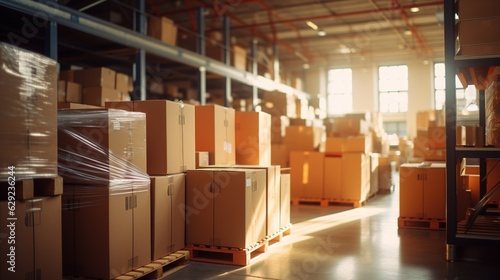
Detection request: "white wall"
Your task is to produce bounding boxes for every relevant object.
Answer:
[305,59,435,139]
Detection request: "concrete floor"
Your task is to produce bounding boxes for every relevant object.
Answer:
[165,176,500,280]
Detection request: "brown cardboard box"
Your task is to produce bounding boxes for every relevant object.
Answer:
[369,153,380,195]
[285,126,324,152]
[115,73,130,93]
[63,184,150,279]
[458,0,500,20]
[423,148,446,162]
[0,43,58,181]
[280,173,291,227]
[195,151,210,168]
[151,174,185,260]
[427,126,446,149]
[459,18,500,46]
[461,159,500,203]
[0,196,62,280]
[74,67,116,88]
[271,143,289,167]
[261,91,287,116]
[134,100,196,175]
[185,169,266,248]
[399,163,445,219]
[105,101,134,111]
[57,109,147,185]
[235,111,271,166]
[60,69,74,82]
[341,153,371,201]
[325,137,344,154]
[378,156,394,192]
[324,156,342,199]
[332,118,369,136]
[290,151,325,199]
[59,80,82,103]
[232,44,247,71]
[271,115,289,144]
[148,16,177,45]
[195,104,236,165]
[58,102,102,109]
[82,86,122,107]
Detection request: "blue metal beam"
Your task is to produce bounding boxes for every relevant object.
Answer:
[134,0,146,101]
[223,15,231,108]
[45,20,57,60]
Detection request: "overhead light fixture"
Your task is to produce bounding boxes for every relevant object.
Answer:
[317,30,326,37]
[410,6,420,13]
[404,29,412,36]
[306,21,318,30]
[303,63,310,69]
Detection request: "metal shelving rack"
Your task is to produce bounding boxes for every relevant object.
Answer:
[0,0,310,104]
[444,0,500,261]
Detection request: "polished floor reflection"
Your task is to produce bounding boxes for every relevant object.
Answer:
[165,181,500,280]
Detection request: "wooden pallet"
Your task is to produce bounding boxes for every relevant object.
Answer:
[292,193,374,208]
[186,224,292,266]
[398,217,446,230]
[0,176,63,200]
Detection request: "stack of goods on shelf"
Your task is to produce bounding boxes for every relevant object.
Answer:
[456,0,500,57]
[59,67,132,108]
[486,71,500,147]
[460,158,500,209]
[148,15,177,46]
[398,163,447,230]
[106,100,195,262]
[413,110,446,162]
[58,109,152,279]
[0,43,62,280]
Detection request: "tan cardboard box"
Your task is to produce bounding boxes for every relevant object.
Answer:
[82,86,122,107]
[427,126,446,149]
[151,174,186,260]
[66,81,83,103]
[195,104,236,165]
[271,143,289,167]
[399,163,445,219]
[232,44,247,71]
[285,126,324,152]
[115,72,130,93]
[62,184,151,279]
[186,169,266,248]
[0,43,58,180]
[325,137,344,154]
[326,135,373,153]
[148,16,177,45]
[324,156,342,199]
[261,91,287,116]
[235,111,271,166]
[378,156,394,192]
[341,153,371,201]
[74,67,116,88]
[280,173,291,227]
[290,151,325,199]
[105,101,134,111]
[459,18,500,46]
[369,153,379,195]
[134,100,196,175]
[58,102,102,109]
[59,69,75,82]
[0,196,62,280]
[458,0,500,20]
[332,118,369,136]
[58,109,147,185]
[270,115,289,144]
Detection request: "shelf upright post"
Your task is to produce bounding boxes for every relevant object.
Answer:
[273,43,279,83]
[134,0,146,101]
[223,15,231,108]
[251,39,258,110]
[45,19,57,60]
[198,7,206,105]
[444,0,458,261]
[479,89,487,197]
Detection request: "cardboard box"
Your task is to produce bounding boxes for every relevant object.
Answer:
[57,109,147,185]
[325,135,372,154]
[74,67,116,88]
[341,153,371,201]
[261,91,288,116]
[271,143,289,167]
[235,111,271,166]
[58,80,83,103]
[82,86,122,107]
[148,16,177,45]
[427,126,446,149]
[280,173,291,228]
[461,159,500,203]
[196,151,210,168]
[60,69,74,82]
[378,156,394,192]
[115,73,130,93]
[185,168,266,248]
[369,153,379,195]
[285,126,324,152]
[0,43,58,181]
[62,184,151,279]
[399,163,445,219]
[324,156,342,199]
[271,115,289,144]
[58,102,102,109]
[290,151,325,199]
[423,148,446,162]
[0,196,62,280]
[458,0,500,20]
[195,104,236,165]
[134,100,196,175]
[459,18,500,46]
[332,118,369,136]
[151,174,185,260]
[232,45,247,71]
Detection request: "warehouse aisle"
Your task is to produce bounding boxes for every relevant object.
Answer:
[165,175,500,280]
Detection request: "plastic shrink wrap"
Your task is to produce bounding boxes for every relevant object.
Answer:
[486,76,500,147]
[0,42,58,181]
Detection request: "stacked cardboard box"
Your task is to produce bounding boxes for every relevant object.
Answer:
[460,158,500,205]
[148,16,177,45]
[235,111,271,166]
[413,126,446,162]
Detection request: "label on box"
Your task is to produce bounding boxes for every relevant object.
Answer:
[224,141,232,153]
[246,177,251,187]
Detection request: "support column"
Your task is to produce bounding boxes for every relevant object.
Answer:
[134,0,146,100]
[251,39,258,110]
[198,7,206,105]
[45,20,57,60]
[223,15,231,108]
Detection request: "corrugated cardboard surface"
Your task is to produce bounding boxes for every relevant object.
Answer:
[280,173,291,227]
[399,164,424,218]
[285,126,324,152]
[457,0,500,20]
[271,143,289,167]
[0,196,62,280]
[82,86,122,107]
[74,67,116,88]
[62,184,151,279]
[290,151,325,199]
[195,105,236,165]
[324,156,342,199]
[341,153,370,201]
[235,111,271,166]
[115,73,130,93]
[148,16,177,45]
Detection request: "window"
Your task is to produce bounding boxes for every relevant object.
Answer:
[378,65,408,113]
[434,62,476,112]
[327,68,352,115]
[383,121,407,137]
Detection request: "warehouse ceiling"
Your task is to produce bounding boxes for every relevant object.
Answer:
[55,0,444,70]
